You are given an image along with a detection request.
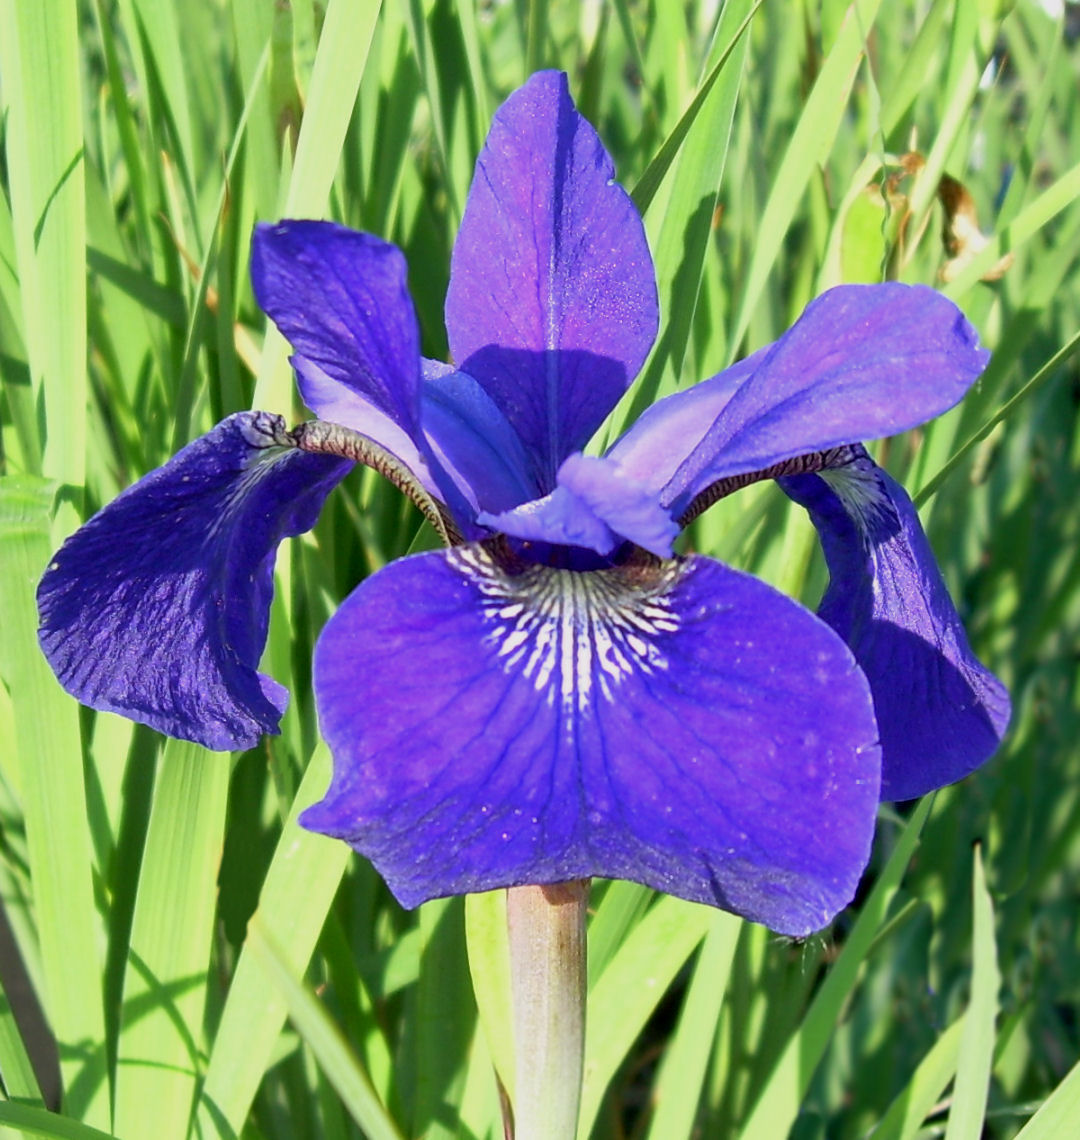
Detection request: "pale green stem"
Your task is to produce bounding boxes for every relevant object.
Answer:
[505,880,589,1140]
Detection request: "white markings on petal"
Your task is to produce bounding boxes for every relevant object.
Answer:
[448,546,684,714]
[821,460,895,546]
[207,414,293,543]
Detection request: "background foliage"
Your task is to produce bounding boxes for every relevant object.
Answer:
[1,0,1079,1137]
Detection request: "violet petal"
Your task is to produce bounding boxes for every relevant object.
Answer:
[37,412,350,751]
[302,545,881,935]
[780,452,1010,800]
[445,71,658,485]
[420,360,539,514]
[612,284,989,516]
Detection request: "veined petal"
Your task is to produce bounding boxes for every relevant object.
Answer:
[650,284,989,516]
[445,70,658,485]
[420,360,539,513]
[780,451,1010,800]
[37,413,351,751]
[302,545,882,935]
[252,221,423,438]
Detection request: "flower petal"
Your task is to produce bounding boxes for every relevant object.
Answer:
[37,413,351,751]
[604,348,764,493]
[625,284,989,516]
[445,70,658,484]
[302,545,882,935]
[780,452,1010,800]
[479,486,618,556]
[420,360,539,513]
[478,453,680,558]
[252,221,423,440]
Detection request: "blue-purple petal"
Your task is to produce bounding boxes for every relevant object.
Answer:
[445,71,658,485]
[420,360,539,513]
[252,221,423,438]
[478,453,679,558]
[604,348,764,496]
[621,284,988,516]
[37,413,350,751]
[780,453,1010,800]
[302,545,882,935]
[478,486,619,556]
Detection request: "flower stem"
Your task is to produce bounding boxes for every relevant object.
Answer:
[505,880,589,1140]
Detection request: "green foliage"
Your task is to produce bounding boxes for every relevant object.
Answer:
[1,1,1078,1137]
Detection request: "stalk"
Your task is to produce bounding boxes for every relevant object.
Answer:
[505,880,589,1140]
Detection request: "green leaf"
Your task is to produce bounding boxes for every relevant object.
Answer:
[465,890,514,1099]
[1011,1058,1080,1140]
[113,741,230,1140]
[247,919,404,1140]
[944,847,1000,1140]
[195,744,350,1138]
[869,1018,964,1140]
[0,1102,117,1140]
[738,798,934,1140]
[0,477,108,1127]
[577,895,713,1139]
[728,0,883,355]
[646,910,741,1140]
[252,0,382,414]
[0,0,87,518]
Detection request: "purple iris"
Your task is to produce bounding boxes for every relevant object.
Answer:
[37,72,1009,936]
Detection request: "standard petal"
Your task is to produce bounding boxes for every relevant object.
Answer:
[302,545,881,936]
[420,360,539,513]
[252,221,423,438]
[37,413,351,751]
[445,70,658,484]
[780,452,1010,800]
[650,284,989,516]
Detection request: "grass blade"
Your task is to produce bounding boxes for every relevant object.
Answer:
[252,0,382,415]
[738,797,933,1140]
[195,744,350,1138]
[944,847,999,1140]
[0,1102,117,1140]
[113,741,230,1140]
[577,895,713,1139]
[1011,1058,1080,1140]
[0,478,108,1127]
[728,0,883,355]
[869,1017,964,1140]
[247,919,404,1140]
[646,910,741,1140]
[0,0,87,524]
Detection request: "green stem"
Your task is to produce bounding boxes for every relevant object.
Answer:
[506,881,589,1140]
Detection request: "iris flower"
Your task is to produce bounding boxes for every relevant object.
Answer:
[38,72,1009,936]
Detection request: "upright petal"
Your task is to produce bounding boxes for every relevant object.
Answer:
[38,413,350,751]
[616,285,988,517]
[445,71,658,485]
[302,545,881,936]
[420,360,540,513]
[780,452,1010,800]
[253,222,482,534]
[252,221,424,450]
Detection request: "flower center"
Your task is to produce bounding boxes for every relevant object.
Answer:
[449,545,685,713]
